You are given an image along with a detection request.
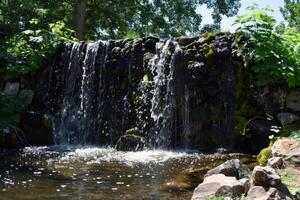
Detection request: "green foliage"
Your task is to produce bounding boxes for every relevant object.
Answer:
[0,0,241,40]
[281,0,300,31]
[1,20,76,78]
[233,5,300,87]
[0,92,24,130]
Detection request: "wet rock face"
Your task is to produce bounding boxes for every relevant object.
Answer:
[41,33,243,149]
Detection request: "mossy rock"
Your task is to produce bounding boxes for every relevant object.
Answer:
[257,146,272,165]
[115,134,146,151]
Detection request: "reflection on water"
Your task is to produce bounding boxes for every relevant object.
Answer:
[0,146,255,200]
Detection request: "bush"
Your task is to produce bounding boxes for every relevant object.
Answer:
[233,6,300,87]
[1,19,76,79]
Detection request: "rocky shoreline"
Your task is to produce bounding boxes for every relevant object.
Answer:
[188,138,300,200]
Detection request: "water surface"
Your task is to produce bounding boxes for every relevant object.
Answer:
[0,146,255,200]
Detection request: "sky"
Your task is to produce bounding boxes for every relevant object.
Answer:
[197,0,285,32]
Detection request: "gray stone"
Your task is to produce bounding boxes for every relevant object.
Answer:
[286,91,300,112]
[284,147,300,167]
[191,174,249,200]
[204,159,251,179]
[18,90,34,106]
[252,166,292,197]
[247,186,292,200]
[277,112,299,125]
[4,82,20,96]
[267,157,283,169]
[252,166,281,187]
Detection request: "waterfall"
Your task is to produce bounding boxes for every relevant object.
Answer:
[46,35,236,150]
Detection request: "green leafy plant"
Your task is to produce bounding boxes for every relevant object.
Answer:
[1,19,76,78]
[233,5,300,87]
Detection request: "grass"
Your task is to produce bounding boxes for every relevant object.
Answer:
[281,172,300,195]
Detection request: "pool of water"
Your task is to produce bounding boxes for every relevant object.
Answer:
[0,146,255,200]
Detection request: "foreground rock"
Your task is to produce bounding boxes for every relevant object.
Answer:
[192,174,249,200]
[247,186,292,200]
[271,139,300,167]
[267,157,283,168]
[252,166,292,197]
[204,159,251,179]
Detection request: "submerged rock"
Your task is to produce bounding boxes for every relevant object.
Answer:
[160,167,209,191]
[191,174,249,200]
[204,159,251,179]
[114,134,146,151]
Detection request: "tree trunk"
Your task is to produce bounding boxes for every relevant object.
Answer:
[74,0,87,40]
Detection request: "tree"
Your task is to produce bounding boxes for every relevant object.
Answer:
[1,0,242,40]
[280,0,300,31]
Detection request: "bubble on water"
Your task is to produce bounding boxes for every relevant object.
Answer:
[97,181,103,184]
[96,177,101,180]
[60,185,66,188]
[116,182,124,185]
[33,172,42,175]
[146,173,150,176]
[151,176,155,179]
[112,188,118,191]
[127,175,132,178]
[126,184,130,187]
[56,189,61,192]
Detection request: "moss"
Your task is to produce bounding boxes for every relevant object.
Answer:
[200,43,215,65]
[201,32,217,43]
[257,146,272,165]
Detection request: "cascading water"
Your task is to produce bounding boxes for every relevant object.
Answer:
[46,35,237,150]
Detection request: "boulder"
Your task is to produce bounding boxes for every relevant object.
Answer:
[4,82,20,96]
[277,112,299,126]
[252,166,291,197]
[267,157,283,169]
[247,186,292,200]
[191,174,249,200]
[160,167,209,191]
[284,147,300,167]
[204,159,251,179]
[286,91,300,112]
[18,90,34,106]
[114,134,146,151]
[19,112,54,145]
[272,139,300,157]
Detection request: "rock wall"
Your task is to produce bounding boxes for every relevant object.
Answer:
[1,32,300,152]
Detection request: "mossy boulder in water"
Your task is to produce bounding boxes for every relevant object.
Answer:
[115,133,146,151]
